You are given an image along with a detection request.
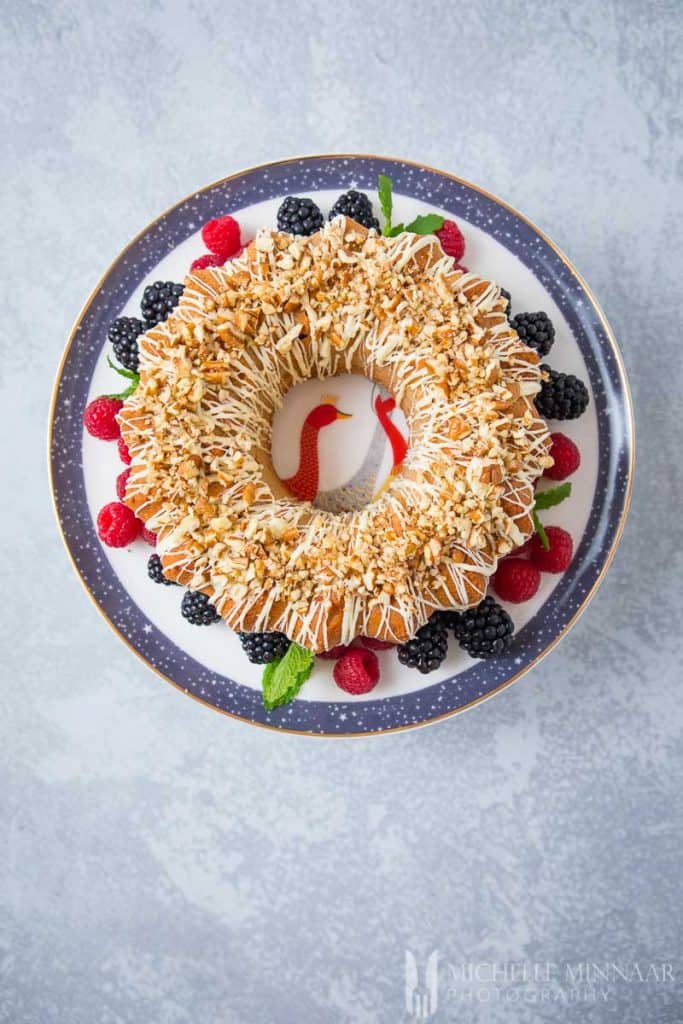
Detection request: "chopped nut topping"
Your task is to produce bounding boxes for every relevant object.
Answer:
[119,217,550,650]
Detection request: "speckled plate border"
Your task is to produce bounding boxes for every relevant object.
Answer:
[49,155,634,736]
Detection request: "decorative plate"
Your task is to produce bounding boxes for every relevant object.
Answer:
[49,155,633,736]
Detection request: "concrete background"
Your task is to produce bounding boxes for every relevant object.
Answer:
[3,0,682,1021]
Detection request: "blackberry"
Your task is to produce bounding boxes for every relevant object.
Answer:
[432,609,463,633]
[397,616,449,674]
[535,364,589,420]
[140,281,184,326]
[181,590,220,626]
[276,196,324,237]
[511,311,555,356]
[147,553,178,586]
[107,316,148,372]
[455,596,514,659]
[328,190,380,231]
[500,288,512,317]
[238,631,291,664]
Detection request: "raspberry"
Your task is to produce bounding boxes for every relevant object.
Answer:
[333,648,380,694]
[96,501,141,547]
[358,636,395,650]
[435,220,465,262]
[83,396,122,441]
[530,526,573,573]
[201,216,241,259]
[141,526,157,546]
[190,252,225,271]
[492,557,541,603]
[117,437,131,464]
[545,432,581,481]
[116,468,130,501]
[319,642,358,660]
[510,536,534,557]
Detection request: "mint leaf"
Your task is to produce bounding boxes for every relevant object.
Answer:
[106,356,140,399]
[404,213,445,235]
[378,174,393,235]
[262,642,314,711]
[534,482,571,511]
[387,223,405,237]
[107,356,138,381]
[532,510,550,551]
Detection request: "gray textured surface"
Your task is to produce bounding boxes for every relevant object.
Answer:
[3,0,682,1021]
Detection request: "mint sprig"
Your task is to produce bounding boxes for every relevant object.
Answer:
[533,482,571,550]
[262,641,314,711]
[377,174,444,238]
[534,482,571,510]
[404,213,444,235]
[532,510,550,550]
[106,356,140,400]
[378,174,394,236]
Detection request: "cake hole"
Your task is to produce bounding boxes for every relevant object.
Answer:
[271,374,409,512]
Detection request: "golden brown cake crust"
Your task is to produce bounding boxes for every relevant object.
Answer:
[119,217,552,652]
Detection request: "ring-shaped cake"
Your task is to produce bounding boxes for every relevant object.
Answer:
[119,216,552,652]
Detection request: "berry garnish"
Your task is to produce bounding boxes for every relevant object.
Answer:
[115,468,130,501]
[535,365,589,420]
[358,636,395,650]
[431,609,463,633]
[545,432,581,480]
[147,553,178,586]
[141,526,157,546]
[530,526,573,573]
[510,312,555,357]
[83,396,123,440]
[500,287,512,317]
[435,219,466,262]
[201,216,241,259]
[333,648,381,694]
[319,643,358,660]
[276,196,324,237]
[96,501,141,548]
[328,190,380,231]
[117,437,131,464]
[190,253,225,271]
[397,616,449,674]
[107,317,147,373]
[510,536,534,557]
[238,631,291,664]
[181,590,221,626]
[140,281,184,326]
[492,557,541,604]
[455,596,514,659]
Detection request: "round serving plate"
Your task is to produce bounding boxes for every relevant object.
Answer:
[49,155,633,736]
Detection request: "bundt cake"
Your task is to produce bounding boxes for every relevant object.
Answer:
[118,216,552,652]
